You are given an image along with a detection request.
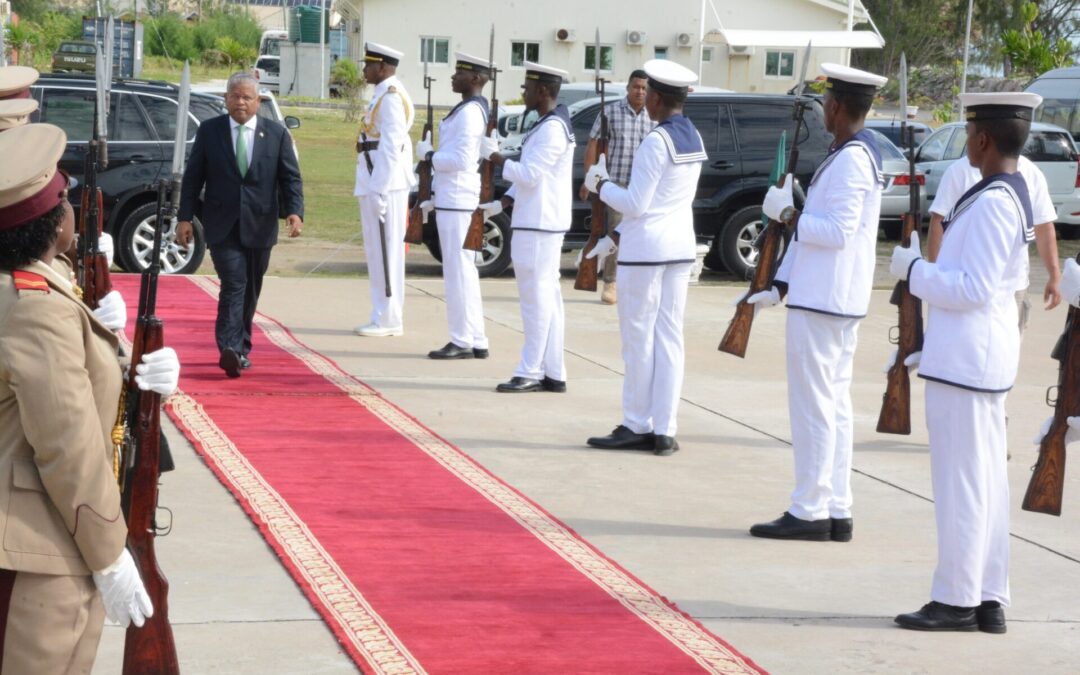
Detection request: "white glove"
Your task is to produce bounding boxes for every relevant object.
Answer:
[479,200,503,221]
[1033,415,1080,445]
[373,193,388,218]
[740,286,781,315]
[419,199,434,224]
[135,346,180,397]
[890,230,923,281]
[415,131,434,160]
[761,175,794,222]
[99,232,114,268]
[884,349,922,373]
[479,129,500,160]
[1061,258,1080,309]
[585,154,611,193]
[93,548,154,628]
[92,290,127,333]
[584,235,616,267]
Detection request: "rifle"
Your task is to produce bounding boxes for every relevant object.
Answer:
[1023,255,1080,516]
[719,41,812,357]
[405,60,434,245]
[77,44,112,310]
[465,25,497,252]
[574,28,609,292]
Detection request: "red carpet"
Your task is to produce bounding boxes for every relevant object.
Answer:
[113,274,764,675]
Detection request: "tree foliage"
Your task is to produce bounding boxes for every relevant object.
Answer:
[999,2,1075,76]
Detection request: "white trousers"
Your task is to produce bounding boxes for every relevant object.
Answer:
[436,210,488,349]
[358,190,408,329]
[617,263,691,436]
[925,381,1010,608]
[510,230,566,381]
[785,309,859,521]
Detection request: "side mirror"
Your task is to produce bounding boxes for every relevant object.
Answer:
[284,116,301,130]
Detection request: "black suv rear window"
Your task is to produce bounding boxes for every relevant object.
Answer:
[1024,131,1077,161]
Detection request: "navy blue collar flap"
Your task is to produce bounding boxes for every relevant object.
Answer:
[945,171,1035,243]
[524,104,574,146]
[810,127,884,187]
[445,95,489,125]
[653,114,707,164]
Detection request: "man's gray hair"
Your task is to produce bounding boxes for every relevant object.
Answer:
[227,72,259,93]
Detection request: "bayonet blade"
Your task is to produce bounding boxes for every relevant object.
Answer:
[795,40,812,98]
[488,24,495,73]
[171,61,191,179]
[594,28,601,94]
[899,53,908,125]
[94,46,107,142]
[0,27,7,68]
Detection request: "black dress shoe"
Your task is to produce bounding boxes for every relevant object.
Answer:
[219,348,242,378]
[749,512,831,541]
[496,376,542,393]
[895,602,978,631]
[240,355,252,370]
[541,376,567,393]
[831,517,853,542]
[587,425,655,450]
[976,601,1006,634]
[473,348,490,359]
[429,342,474,360]
[653,435,679,456]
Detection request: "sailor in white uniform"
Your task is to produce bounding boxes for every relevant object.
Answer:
[892,93,1043,634]
[416,52,492,360]
[581,60,704,456]
[747,63,887,542]
[479,62,574,393]
[354,41,415,337]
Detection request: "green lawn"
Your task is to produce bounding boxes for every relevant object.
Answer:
[140,56,236,84]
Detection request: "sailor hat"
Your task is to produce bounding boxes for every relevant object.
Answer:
[523,61,568,84]
[364,42,403,67]
[0,98,38,131]
[643,59,698,95]
[961,92,1043,122]
[820,63,887,95]
[0,65,40,100]
[455,51,493,75]
[0,124,70,231]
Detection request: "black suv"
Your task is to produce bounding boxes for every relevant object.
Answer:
[30,74,227,274]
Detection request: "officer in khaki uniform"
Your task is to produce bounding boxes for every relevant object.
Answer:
[0,123,180,673]
[0,64,38,101]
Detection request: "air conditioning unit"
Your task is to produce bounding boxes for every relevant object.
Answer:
[728,44,755,57]
[555,28,576,43]
[626,30,647,46]
[676,32,693,48]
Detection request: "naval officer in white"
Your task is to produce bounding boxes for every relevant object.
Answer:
[415,52,492,360]
[747,63,887,542]
[582,60,705,456]
[479,62,574,393]
[354,41,415,337]
[892,93,1042,634]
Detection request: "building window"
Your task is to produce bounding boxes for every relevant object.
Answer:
[701,47,713,63]
[420,37,450,64]
[654,46,669,60]
[511,40,540,68]
[765,49,795,78]
[584,44,614,71]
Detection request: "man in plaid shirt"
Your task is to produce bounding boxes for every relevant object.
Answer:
[579,70,653,304]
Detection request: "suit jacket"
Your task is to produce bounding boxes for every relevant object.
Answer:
[179,114,305,249]
[0,261,128,576]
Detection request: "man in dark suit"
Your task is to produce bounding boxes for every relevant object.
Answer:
[176,72,304,378]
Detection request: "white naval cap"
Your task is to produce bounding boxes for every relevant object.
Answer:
[0,98,38,131]
[820,62,887,95]
[523,61,568,84]
[960,92,1043,121]
[364,41,402,67]
[643,59,698,94]
[0,65,39,100]
[454,51,494,74]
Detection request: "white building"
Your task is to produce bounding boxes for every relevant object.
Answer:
[332,0,881,106]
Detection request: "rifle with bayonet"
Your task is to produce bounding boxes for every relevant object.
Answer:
[77,44,112,310]
[406,61,434,245]
[574,28,609,292]
[877,53,924,435]
[465,25,497,252]
[719,41,812,357]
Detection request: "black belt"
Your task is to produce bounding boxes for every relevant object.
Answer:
[356,140,380,153]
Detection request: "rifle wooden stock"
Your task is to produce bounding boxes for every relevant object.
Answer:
[467,67,500,252]
[405,157,431,245]
[574,93,608,293]
[718,219,784,357]
[876,211,924,435]
[1023,304,1080,515]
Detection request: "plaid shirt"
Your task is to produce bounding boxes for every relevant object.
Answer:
[589,97,654,186]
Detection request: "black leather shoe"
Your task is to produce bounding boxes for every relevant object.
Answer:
[895,602,978,632]
[496,376,542,393]
[429,342,474,360]
[749,512,831,541]
[976,601,1006,634]
[219,348,242,378]
[587,425,655,450]
[541,376,567,393]
[653,435,679,456]
[240,355,252,370]
[831,517,853,542]
[473,348,490,359]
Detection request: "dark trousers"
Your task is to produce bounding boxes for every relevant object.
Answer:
[208,224,272,356]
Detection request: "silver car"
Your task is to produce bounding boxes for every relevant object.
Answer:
[872,129,928,240]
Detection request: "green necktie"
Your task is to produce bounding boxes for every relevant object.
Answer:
[236,125,248,177]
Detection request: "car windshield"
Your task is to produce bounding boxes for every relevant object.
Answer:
[257,98,276,120]
[568,97,601,117]
[61,43,97,54]
[869,130,905,160]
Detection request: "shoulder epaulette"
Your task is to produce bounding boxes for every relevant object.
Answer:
[12,270,49,295]
[387,86,398,94]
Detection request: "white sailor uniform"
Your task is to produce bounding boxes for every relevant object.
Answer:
[432,95,489,350]
[774,128,884,521]
[599,115,704,436]
[504,105,575,381]
[354,74,415,330]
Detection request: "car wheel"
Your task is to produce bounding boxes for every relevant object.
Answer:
[719,205,786,279]
[425,212,513,277]
[116,202,206,274]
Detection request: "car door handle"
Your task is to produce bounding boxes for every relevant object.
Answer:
[711,160,735,169]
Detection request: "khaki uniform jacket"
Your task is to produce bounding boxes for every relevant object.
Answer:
[0,260,128,575]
